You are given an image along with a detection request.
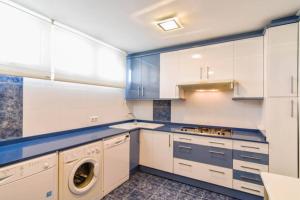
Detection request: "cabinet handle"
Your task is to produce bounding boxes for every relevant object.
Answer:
[179,138,192,141]
[240,155,261,161]
[240,175,261,183]
[241,145,260,150]
[142,86,144,97]
[291,100,294,118]
[200,67,203,79]
[207,67,209,79]
[291,76,294,94]
[178,145,192,150]
[241,186,260,193]
[169,134,171,147]
[138,86,140,96]
[179,163,192,167]
[209,141,225,146]
[209,150,225,155]
[241,166,260,171]
[209,169,225,174]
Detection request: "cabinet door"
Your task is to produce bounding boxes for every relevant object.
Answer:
[267,97,298,177]
[126,57,141,99]
[234,37,264,98]
[152,132,173,173]
[139,130,153,168]
[178,47,204,83]
[267,23,298,97]
[141,54,160,99]
[204,42,234,80]
[130,130,140,170]
[160,51,181,99]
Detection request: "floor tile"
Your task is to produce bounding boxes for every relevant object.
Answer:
[155,187,179,199]
[163,179,186,190]
[181,184,205,197]
[177,192,203,200]
[123,189,152,200]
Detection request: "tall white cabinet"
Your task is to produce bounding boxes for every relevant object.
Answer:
[266,23,299,178]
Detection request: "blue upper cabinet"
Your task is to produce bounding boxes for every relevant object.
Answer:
[126,54,160,100]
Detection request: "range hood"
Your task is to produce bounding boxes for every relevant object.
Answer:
[177,80,234,91]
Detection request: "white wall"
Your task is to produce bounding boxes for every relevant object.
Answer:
[129,90,263,129]
[23,78,131,137]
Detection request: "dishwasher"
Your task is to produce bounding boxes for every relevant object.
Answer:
[103,133,130,196]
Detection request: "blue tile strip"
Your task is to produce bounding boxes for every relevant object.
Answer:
[153,100,171,122]
[0,75,23,140]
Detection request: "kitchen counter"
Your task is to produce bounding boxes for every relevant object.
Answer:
[0,120,267,167]
[261,172,300,200]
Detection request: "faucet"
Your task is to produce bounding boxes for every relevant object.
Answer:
[128,112,138,125]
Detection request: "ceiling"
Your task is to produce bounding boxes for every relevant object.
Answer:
[11,0,300,53]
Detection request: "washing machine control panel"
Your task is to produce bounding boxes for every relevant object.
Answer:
[0,154,57,185]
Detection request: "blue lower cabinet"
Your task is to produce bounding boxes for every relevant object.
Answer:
[130,130,140,171]
[233,150,269,165]
[233,170,263,185]
[173,142,233,168]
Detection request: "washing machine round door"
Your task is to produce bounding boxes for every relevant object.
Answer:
[69,158,99,195]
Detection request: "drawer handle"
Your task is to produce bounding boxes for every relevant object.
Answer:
[241,186,260,193]
[179,163,192,167]
[240,175,261,183]
[241,166,260,171]
[179,138,192,141]
[209,141,225,145]
[178,146,192,150]
[209,169,225,174]
[209,150,225,155]
[240,155,261,161]
[241,145,260,150]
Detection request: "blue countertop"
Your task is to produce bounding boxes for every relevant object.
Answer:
[0,120,267,167]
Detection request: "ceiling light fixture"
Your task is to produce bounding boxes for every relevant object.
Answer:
[155,17,183,31]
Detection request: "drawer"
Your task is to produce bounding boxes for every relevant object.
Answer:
[202,163,233,188]
[233,150,269,165]
[233,180,264,197]
[174,158,233,188]
[199,137,232,150]
[174,158,199,180]
[174,141,198,161]
[233,170,263,185]
[205,146,232,168]
[173,134,232,150]
[233,160,268,174]
[174,142,232,168]
[233,141,268,154]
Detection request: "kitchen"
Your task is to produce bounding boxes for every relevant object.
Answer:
[0,0,300,200]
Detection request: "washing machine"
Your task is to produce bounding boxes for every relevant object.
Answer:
[59,141,103,200]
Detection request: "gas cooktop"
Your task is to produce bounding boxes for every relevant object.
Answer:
[174,126,232,137]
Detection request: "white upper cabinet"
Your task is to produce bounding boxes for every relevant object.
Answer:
[233,37,264,98]
[267,23,298,97]
[203,42,234,81]
[160,51,184,99]
[178,47,205,83]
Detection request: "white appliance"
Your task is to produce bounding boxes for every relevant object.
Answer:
[0,153,58,200]
[103,133,130,195]
[59,141,103,200]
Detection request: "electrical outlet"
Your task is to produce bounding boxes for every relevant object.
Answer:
[90,116,99,123]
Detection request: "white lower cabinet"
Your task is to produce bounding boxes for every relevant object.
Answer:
[139,130,173,173]
[174,158,233,188]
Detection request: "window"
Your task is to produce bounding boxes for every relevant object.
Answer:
[0,1,51,79]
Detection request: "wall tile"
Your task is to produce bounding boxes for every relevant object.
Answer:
[0,75,23,140]
[153,100,171,122]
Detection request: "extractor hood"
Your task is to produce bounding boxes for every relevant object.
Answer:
[177,80,234,91]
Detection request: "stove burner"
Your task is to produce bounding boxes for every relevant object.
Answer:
[176,126,232,137]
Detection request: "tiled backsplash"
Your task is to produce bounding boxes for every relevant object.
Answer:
[153,100,171,122]
[0,75,23,140]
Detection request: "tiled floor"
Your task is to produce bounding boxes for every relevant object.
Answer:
[103,172,239,200]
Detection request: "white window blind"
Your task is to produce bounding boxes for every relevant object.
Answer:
[0,1,51,79]
[52,24,126,88]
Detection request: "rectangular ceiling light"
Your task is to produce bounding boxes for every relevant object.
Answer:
[156,17,183,31]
